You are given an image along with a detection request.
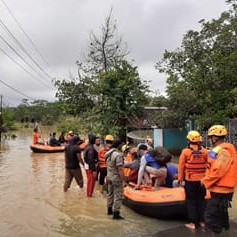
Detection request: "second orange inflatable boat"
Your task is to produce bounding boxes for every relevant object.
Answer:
[123,184,187,219]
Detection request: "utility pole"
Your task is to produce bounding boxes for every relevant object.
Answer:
[0,95,2,143]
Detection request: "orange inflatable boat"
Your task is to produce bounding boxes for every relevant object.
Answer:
[30,141,88,153]
[30,144,65,153]
[123,184,187,219]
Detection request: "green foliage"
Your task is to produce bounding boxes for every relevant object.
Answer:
[156,2,237,129]
[12,100,62,125]
[54,11,149,139]
[54,78,95,116]
[148,94,168,107]
[93,61,149,138]
[2,109,16,131]
[55,116,87,138]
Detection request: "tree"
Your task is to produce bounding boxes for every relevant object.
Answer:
[156,1,237,129]
[55,9,129,118]
[54,77,95,116]
[83,8,129,74]
[92,60,149,138]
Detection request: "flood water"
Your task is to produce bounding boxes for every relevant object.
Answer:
[0,129,237,237]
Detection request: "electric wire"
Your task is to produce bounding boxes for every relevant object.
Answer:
[0,34,53,88]
[0,0,51,69]
[0,78,36,101]
[0,46,54,89]
[0,18,52,81]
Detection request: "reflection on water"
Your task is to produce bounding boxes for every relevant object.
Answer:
[0,129,236,237]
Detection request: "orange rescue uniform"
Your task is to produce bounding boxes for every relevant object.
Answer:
[202,142,237,193]
[98,146,107,168]
[32,132,39,144]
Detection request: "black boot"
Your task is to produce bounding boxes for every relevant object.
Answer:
[107,207,113,215]
[113,211,124,220]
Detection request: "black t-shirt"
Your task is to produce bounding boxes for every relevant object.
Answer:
[65,145,81,169]
[83,144,98,171]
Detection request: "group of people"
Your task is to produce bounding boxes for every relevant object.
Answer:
[32,128,74,146]
[178,125,237,234]
[33,124,237,232]
[63,133,179,220]
[63,133,125,219]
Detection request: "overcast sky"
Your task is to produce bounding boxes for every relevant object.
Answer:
[0,0,229,107]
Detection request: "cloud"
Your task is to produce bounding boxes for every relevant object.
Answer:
[0,0,228,106]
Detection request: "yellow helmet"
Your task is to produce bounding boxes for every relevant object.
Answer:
[208,125,227,137]
[121,144,130,153]
[105,135,114,142]
[186,130,202,143]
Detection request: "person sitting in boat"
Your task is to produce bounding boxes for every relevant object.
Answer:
[146,147,170,188]
[135,146,171,190]
[124,148,140,183]
[49,132,60,147]
[166,163,178,187]
[58,132,66,144]
[32,128,44,145]
[155,148,178,188]
[134,144,150,189]
[122,144,133,181]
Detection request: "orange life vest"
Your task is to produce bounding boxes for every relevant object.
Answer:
[178,145,208,181]
[124,152,133,177]
[185,149,206,173]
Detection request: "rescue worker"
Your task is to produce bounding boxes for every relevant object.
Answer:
[202,125,237,234]
[32,128,44,145]
[97,135,114,193]
[178,130,208,230]
[105,138,124,219]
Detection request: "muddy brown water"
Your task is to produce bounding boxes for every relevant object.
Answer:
[0,129,236,237]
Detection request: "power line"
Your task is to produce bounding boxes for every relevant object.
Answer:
[0,0,51,69]
[0,78,36,100]
[0,46,54,89]
[0,34,53,88]
[0,18,52,81]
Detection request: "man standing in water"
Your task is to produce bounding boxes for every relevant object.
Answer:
[202,125,237,234]
[64,136,84,192]
[105,138,124,219]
